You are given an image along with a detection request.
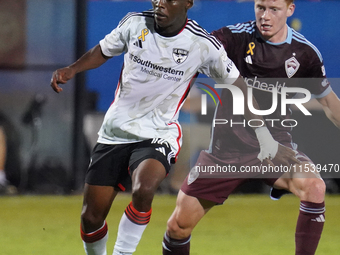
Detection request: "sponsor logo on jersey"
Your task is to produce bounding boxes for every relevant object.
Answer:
[133,28,149,48]
[172,48,189,64]
[244,76,286,93]
[285,57,300,78]
[129,53,184,76]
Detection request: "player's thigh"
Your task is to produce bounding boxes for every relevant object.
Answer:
[129,139,173,193]
[167,190,215,237]
[273,161,323,192]
[131,158,167,195]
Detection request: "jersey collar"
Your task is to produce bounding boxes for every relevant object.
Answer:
[154,18,188,37]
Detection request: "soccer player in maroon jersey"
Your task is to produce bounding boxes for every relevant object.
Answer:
[163,0,340,254]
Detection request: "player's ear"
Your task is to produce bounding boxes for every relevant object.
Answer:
[286,3,295,17]
[186,0,194,10]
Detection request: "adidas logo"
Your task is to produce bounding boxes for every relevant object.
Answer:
[133,28,149,48]
[311,214,325,222]
[245,55,252,64]
[133,40,142,48]
[155,147,166,156]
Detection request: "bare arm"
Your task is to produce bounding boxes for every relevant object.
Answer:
[317,90,340,129]
[50,44,109,93]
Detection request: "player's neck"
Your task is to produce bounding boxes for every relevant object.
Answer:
[155,18,187,37]
[266,24,289,44]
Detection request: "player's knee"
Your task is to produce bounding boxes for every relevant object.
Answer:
[81,209,105,230]
[309,178,326,195]
[133,185,155,199]
[131,185,155,210]
[300,178,326,202]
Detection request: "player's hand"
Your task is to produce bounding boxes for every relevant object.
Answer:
[264,143,300,167]
[50,67,76,93]
[256,127,278,163]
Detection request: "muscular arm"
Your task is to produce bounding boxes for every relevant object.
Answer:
[50,44,109,93]
[317,91,340,129]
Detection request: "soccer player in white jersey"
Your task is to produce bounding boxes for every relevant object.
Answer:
[51,0,297,254]
[163,0,340,254]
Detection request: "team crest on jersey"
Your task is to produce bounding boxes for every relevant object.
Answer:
[322,78,330,87]
[172,48,189,64]
[285,57,300,78]
[187,166,199,185]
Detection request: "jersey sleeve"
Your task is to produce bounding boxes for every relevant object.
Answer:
[211,26,239,60]
[307,61,332,99]
[99,12,133,57]
[301,46,332,98]
[198,43,240,85]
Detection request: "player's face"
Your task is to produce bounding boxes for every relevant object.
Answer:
[152,0,193,36]
[254,0,295,43]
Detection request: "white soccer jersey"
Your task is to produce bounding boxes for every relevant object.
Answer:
[97,10,239,157]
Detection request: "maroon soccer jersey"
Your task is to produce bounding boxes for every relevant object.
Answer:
[209,21,332,157]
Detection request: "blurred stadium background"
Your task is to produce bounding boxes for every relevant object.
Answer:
[0,0,340,254]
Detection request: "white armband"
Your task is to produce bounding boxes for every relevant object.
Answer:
[255,127,278,162]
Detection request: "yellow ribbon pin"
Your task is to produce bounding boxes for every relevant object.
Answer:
[247,42,255,55]
[138,29,149,42]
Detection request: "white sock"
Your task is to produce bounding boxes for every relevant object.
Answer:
[84,232,108,255]
[82,222,109,255]
[113,203,151,254]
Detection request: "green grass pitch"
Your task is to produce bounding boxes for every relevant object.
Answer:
[0,194,339,254]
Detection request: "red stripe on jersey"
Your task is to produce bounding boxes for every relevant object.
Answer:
[178,18,188,34]
[110,65,124,106]
[168,121,182,162]
[172,72,198,119]
[124,202,152,225]
[81,221,108,243]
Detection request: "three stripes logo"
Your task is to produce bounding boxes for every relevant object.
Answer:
[134,28,149,48]
[300,202,326,223]
[155,147,166,156]
[311,215,326,223]
[197,82,222,115]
